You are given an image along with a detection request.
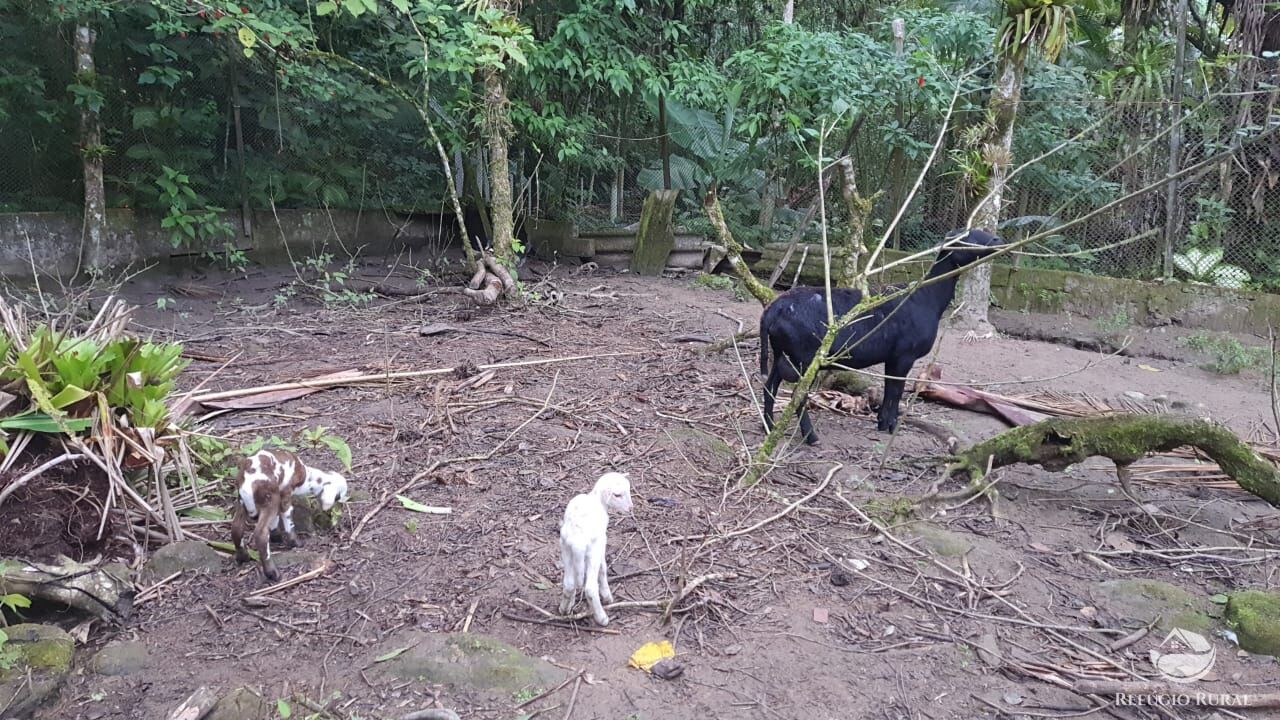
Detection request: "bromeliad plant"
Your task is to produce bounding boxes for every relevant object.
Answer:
[0,295,203,545]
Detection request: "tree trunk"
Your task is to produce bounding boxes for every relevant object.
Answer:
[782,0,795,23]
[75,24,108,274]
[1121,0,1157,56]
[659,93,671,190]
[482,65,518,276]
[633,189,679,275]
[465,149,493,245]
[703,188,776,305]
[836,157,882,292]
[952,53,1024,336]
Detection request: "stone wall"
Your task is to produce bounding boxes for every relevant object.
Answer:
[0,209,448,282]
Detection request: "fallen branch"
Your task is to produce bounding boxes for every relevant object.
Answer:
[669,464,840,544]
[243,560,332,599]
[189,351,643,404]
[447,370,559,463]
[167,686,220,720]
[699,328,760,356]
[420,322,549,347]
[512,572,739,625]
[1070,680,1280,708]
[949,415,1280,508]
[500,610,621,635]
[0,452,85,508]
[351,461,442,542]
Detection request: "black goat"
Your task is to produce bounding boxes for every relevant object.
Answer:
[758,228,1003,444]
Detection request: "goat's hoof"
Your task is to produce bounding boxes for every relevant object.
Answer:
[593,613,610,627]
[234,551,249,564]
[804,436,820,446]
[558,598,574,615]
[263,567,281,582]
[287,537,304,549]
[600,592,614,604]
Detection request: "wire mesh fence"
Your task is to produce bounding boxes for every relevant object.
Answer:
[2,29,1278,293]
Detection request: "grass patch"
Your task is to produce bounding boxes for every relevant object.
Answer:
[1182,332,1272,375]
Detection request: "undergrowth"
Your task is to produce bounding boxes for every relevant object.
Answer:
[1182,333,1273,376]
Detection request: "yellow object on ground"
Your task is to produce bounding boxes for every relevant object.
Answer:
[628,640,676,672]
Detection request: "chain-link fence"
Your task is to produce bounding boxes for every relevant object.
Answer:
[3,27,1278,293]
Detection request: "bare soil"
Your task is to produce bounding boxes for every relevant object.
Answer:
[16,255,1280,720]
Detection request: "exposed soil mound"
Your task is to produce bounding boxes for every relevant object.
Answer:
[0,452,119,562]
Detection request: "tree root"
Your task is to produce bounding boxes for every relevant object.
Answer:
[943,414,1280,508]
[462,253,519,306]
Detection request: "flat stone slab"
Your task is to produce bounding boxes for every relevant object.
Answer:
[366,631,568,697]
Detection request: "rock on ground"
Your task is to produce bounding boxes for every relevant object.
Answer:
[144,541,224,581]
[1225,590,1280,657]
[0,624,74,719]
[368,631,568,698]
[89,640,150,676]
[206,686,272,720]
[1091,579,1214,633]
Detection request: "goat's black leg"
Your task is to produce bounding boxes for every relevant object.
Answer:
[798,401,819,445]
[877,358,913,433]
[762,365,782,432]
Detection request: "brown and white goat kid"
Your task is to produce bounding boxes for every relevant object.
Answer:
[230,449,349,581]
[558,472,633,626]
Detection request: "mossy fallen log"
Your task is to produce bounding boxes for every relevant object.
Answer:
[950,415,1280,508]
[0,556,135,621]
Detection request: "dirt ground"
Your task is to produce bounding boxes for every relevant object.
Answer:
[15,254,1280,720]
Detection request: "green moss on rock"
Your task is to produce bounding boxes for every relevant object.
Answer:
[1224,590,1280,657]
[904,521,972,557]
[0,623,74,718]
[1092,580,1214,634]
[369,631,567,696]
[3,624,73,671]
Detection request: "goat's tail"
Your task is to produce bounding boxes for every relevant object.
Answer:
[758,310,771,378]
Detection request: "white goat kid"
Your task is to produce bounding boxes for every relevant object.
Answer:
[558,472,633,626]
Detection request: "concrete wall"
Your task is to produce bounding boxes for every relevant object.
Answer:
[0,209,450,282]
[752,242,1280,336]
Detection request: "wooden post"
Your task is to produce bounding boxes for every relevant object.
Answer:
[632,189,679,275]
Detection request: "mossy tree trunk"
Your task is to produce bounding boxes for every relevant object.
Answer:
[836,157,883,293]
[951,415,1280,508]
[703,187,777,306]
[633,189,679,275]
[483,62,518,276]
[953,52,1024,336]
[75,24,108,275]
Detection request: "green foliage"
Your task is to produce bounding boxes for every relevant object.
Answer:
[0,324,189,435]
[997,0,1076,62]
[1095,309,1131,336]
[1172,247,1251,289]
[300,425,353,471]
[1182,333,1272,375]
[283,253,375,307]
